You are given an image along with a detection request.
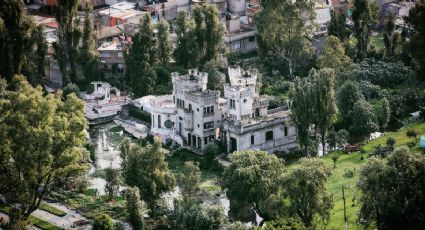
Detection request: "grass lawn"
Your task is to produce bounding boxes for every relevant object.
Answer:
[0,205,64,230]
[39,203,67,217]
[286,122,425,229]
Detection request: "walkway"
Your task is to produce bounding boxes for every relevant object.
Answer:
[31,203,91,230]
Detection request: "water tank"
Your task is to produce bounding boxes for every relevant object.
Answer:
[420,136,425,149]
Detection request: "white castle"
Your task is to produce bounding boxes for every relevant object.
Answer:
[132,66,297,153]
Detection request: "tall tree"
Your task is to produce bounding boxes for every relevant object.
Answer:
[157,19,172,65]
[173,11,196,68]
[192,4,225,66]
[352,0,377,59]
[30,25,48,86]
[336,80,364,122]
[282,158,333,228]
[177,161,201,197]
[104,167,120,201]
[53,0,82,84]
[328,10,351,42]
[0,76,88,222]
[0,0,37,81]
[405,2,425,78]
[290,77,315,156]
[311,68,337,155]
[255,0,315,79]
[383,13,400,58]
[121,137,175,213]
[222,150,285,220]
[125,187,146,230]
[358,147,425,229]
[79,4,99,85]
[376,97,391,132]
[203,60,224,92]
[350,99,378,139]
[125,14,157,97]
[317,36,352,69]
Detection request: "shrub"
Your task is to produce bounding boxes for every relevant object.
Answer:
[155,65,171,84]
[407,141,416,148]
[332,155,340,168]
[92,213,114,230]
[406,130,417,139]
[39,203,66,217]
[344,170,355,179]
[386,137,396,147]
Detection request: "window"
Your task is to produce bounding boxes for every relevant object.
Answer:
[158,115,161,128]
[207,107,211,114]
[203,108,207,114]
[248,36,255,42]
[211,106,214,113]
[204,137,208,145]
[284,127,288,136]
[203,121,214,130]
[231,41,241,50]
[266,131,274,141]
[230,99,236,109]
[189,104,192,111]
[251,135,255,145]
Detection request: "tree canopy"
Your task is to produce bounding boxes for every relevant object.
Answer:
[358,147,425,229]
[0,76,88,221]
[223,150,285,220]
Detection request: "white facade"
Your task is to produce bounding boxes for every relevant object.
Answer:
[134,67,297,154]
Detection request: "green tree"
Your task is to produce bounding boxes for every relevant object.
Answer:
[177,161,201,197]
[336,80,364,122]
[405,2,425,78]
[104,167,120,201]
[383,13,400,58]
[282,158,333,228]
[121,137,175,213]
[376,97,391,131]
[79,4,99,85]
[125,187,145,230]
[62,83,81,98]
[173,11,196,68]
[291,77,315,156]
[173,198,225,230]
[0,76,88,221]
[227,221,253,230]
[0,0,38,81]
[28,25,48,86]
[157,19,172,65]
[53,0,82,84]
[328,11,351,42]
[125,14,157,97]
[263,217,307,230]
[203,61,224,92]
[352,0,377,59]
[92,213,114,230]
[255,0,315,79]
[222,150,285,220]
[192,4,225,66]
[358,147,425,229]
[317,36,352,69]
[350,99,378,139]
[311,68,337,155]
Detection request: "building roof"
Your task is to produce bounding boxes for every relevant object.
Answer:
[96,25,124,40]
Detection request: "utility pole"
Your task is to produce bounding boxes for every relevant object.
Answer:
[342,185,347,230]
